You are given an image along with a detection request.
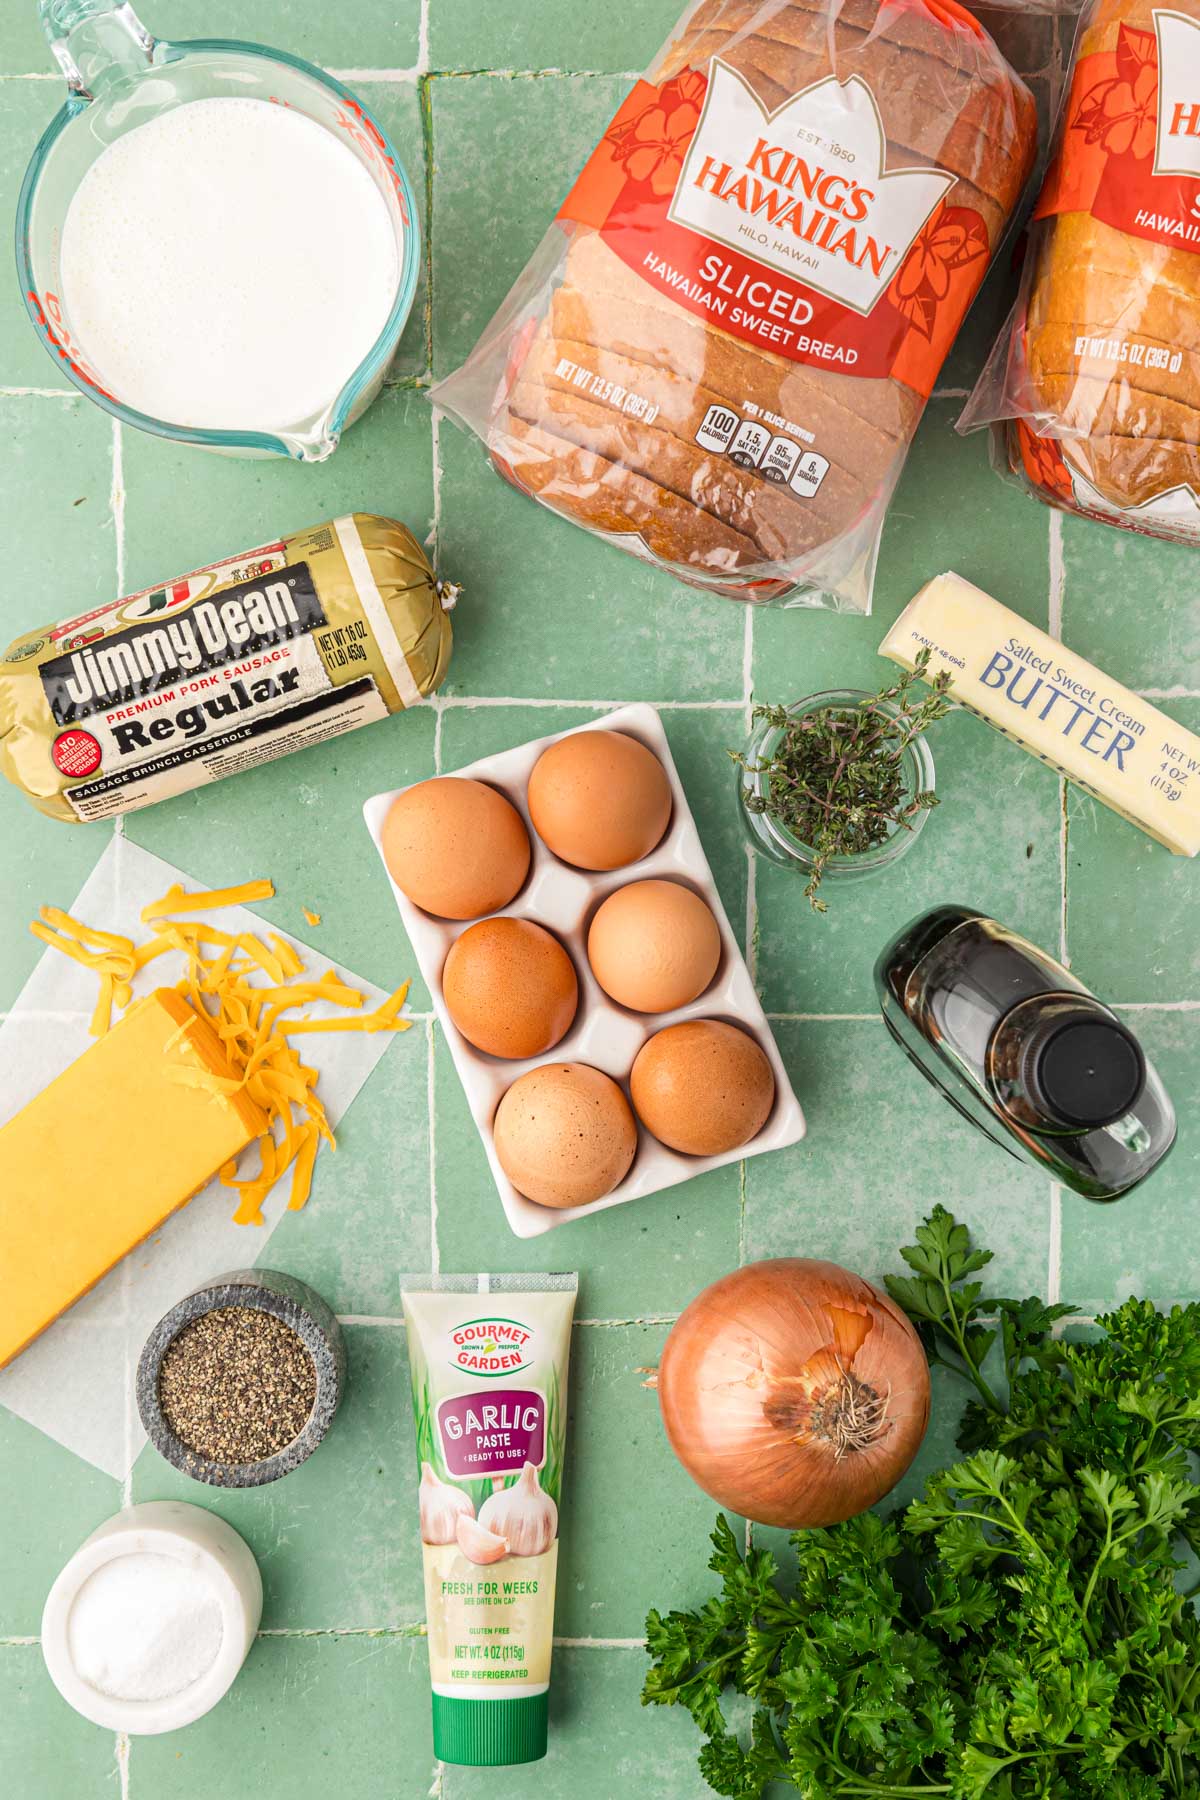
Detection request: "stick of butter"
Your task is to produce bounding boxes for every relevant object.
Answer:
[879,573,1200,857]
[0,990,266,1369]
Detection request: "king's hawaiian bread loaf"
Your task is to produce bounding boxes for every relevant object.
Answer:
[1006,0,1200,531]
[435,0,1037,608]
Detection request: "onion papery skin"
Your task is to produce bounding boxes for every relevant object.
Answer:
[658,1259,931,1528]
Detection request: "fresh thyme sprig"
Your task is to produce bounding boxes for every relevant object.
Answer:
[730,649,953,912]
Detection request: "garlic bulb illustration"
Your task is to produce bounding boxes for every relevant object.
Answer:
[478,1463,558,1558]
[455,1512,510,1565]
[419,1461,474,1545]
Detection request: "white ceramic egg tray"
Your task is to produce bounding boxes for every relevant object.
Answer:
[363,703,806,1237]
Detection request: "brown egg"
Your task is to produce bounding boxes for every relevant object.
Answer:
[493,1063,637,1208]
[442,918,578,1059]
[631,1021,775,1155]
[587,880,721,1014]
[527,730,671,870]
[381,778,530,920]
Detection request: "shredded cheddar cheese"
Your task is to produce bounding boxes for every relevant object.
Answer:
[303,908,322,927]
[140,878,275,923]
[31,876,410,1224]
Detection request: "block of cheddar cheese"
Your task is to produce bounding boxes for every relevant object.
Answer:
[0,989,266,1369]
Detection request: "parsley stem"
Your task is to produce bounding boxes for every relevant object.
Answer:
[647,1643,743,1702]
[825,1754,950,1797]
[1080,1516,1114,1618]
[936,1278,1003,1416]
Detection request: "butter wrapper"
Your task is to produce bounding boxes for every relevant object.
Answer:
[880,572,1200,857]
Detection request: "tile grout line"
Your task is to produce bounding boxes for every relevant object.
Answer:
[110,418,126,596]
[257,1625,426,1638]
[740,600,755,1300]
[0,384,77,397]
[334,1313,680,1328]
[1047,1186,1063,1305]
[6,1000,1198,1027]
[1048,509,1068,966]
[437,694,747,710]
[427,1019,440,1277]
[767,1010,878,1021]
[255,1628,641,1646]
[0,1626,645,1648]
[1048,508,1066,1307]
[425,0,441,1308]
[0,65,641,82]
[110,406,134,1800]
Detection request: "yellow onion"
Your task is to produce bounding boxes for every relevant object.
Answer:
[657,1259,930,1528]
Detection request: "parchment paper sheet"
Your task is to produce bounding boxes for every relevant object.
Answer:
[0,835,407,1478]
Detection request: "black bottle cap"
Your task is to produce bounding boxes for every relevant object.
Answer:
[1022,1010,1146,1129]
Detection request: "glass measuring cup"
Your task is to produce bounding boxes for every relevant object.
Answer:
[17,1,422,460]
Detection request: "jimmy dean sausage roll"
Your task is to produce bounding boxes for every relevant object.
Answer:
[0,514,454,823]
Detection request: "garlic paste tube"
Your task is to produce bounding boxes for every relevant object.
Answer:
[401,1273,577,1768]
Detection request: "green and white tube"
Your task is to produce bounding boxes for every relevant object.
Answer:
[401,1272,577,1767]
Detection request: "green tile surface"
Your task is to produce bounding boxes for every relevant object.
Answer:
[1,6,1198,1798]
[0,1645,122,1800]
[427,1,680,75]
[133,1633,435,1799]
[130,1327,423,1629]
[0,80,62,385]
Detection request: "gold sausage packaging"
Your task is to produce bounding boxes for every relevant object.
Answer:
[0,514,453,823]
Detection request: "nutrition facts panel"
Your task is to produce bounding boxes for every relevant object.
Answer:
[695,403,830,498]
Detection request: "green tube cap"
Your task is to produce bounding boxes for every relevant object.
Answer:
[431,1692,549,1766]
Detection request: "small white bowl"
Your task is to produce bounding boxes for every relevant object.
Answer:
[42,1501,262,1734]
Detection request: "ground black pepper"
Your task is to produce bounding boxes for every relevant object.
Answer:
[158,1306,317,1465]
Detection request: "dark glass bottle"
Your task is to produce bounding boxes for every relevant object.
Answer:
[874,906,1175,1201]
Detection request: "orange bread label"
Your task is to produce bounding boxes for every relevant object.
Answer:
[557,60,991,395]
[1036,9,1200,253]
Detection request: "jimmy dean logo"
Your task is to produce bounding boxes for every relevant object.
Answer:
[1154,10,1200,177]
[40,566,324,725]
[669,63,954,316]
[450,1317,534,1378]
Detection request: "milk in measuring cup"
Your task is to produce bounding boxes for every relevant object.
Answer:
[59,96,401,434]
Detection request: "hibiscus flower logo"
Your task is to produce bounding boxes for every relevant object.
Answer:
[606,71,706,197]
[888,203,989,340]
[1015,419,1075,502]
[1071,25,1158,160]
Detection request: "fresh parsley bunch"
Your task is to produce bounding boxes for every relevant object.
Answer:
[643,1207,1200,1798]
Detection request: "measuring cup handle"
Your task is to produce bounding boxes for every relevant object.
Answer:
[38,1,156,100]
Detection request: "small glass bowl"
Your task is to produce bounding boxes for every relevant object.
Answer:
[736,688,936,884]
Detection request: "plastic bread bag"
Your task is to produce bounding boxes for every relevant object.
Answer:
[431,0,1040,612]
[961,0,1200,544]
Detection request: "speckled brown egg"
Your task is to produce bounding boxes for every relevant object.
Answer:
[587,880,721,1013]
[442,918,578,1059]
[493,1063,637,1208]
[527,730,672,870]
[381,778,530,920]
[631,1021,775,1155]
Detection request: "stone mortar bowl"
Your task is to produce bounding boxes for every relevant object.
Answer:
[137,1269,346,1489]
